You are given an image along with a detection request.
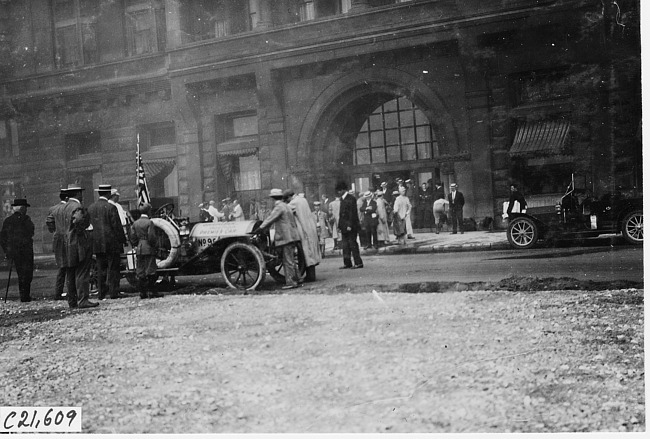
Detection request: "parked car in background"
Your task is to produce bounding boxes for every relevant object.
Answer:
[506,175,643,249]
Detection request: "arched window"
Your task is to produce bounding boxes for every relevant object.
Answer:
[354,97,438,165]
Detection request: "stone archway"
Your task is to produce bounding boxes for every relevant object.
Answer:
[294,67,461,194]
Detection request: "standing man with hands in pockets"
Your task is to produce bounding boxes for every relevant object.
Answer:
[448,183,465,234]
[335,181,363,269]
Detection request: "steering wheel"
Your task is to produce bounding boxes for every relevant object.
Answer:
[155,203,175,218]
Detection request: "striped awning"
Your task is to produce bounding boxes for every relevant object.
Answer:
[216,137,259,157]
[510,120,571,156]
[143,159,175,178]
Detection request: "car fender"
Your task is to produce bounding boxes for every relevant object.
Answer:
[507,212,549,237]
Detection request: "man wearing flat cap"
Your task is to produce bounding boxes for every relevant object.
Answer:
[1,199,35,302]
[89,184,127,300]
[62,183,98,309]
[46,188,69,300]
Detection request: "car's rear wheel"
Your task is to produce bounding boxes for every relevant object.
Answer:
[221,242,266,290]
[622,210,643,245]
[507,217,539,249]
[266,243,306,284]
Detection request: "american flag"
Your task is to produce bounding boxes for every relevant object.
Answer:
[136,134,151,206]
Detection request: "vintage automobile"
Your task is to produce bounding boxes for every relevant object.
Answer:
[506,176,643,249]
[118,203,305,291]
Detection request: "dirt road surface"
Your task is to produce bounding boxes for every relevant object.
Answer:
[0,280,643,434]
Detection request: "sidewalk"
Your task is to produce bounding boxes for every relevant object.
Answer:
[324,229,510,257]
[31,229,510,267]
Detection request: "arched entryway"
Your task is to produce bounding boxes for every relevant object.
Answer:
[295,69,460,219]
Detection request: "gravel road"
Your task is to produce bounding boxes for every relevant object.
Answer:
[0,282,643,433]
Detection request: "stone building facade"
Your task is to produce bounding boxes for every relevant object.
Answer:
[0,0,641,252]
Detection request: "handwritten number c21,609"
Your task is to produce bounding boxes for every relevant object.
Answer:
[4,408,78,430]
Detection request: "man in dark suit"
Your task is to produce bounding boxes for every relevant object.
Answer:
[62,183,97,309]
[447,182,465,234]
[360,191,379,249]
[335,181,363,269]
[46,188,68,300]
[507,183,527,215]
[129,203,163,299]
[88,184,127,300]
[1,199,35,303]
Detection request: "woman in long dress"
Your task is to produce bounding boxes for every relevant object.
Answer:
[286,190,321,282]
[375,190,391,246]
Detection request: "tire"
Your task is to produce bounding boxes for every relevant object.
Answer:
[220,242,266,290]
[507,217,539,249]
[151,218,180,269]
[621,210,643,245]
[266,243,307,284]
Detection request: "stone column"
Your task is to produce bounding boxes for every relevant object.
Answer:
[349,0,370,12]
[164,0,183,49]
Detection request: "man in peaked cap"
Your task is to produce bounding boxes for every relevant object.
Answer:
[0,199,35,302]
[88,184,127,300]
[62,183,98,309]
[46,188,69,300]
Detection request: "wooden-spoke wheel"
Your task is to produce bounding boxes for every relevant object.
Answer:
[266,243,306,284]
[221,242,266,290]
[622,210,643,245]
[507,217,539,249]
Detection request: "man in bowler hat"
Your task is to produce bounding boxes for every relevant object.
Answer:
[89,184,127,299]
[62,183,98,308]
[0,199,35,302]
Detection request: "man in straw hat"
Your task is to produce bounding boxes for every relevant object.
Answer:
[62,183,98,309]
[89,184,127,300]
[1,198,35,302]
[447,182,465,234]
[253,189,302,289]
[46,188,69,300]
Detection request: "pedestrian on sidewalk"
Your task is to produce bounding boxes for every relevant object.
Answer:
[448,183,465,234]
[313,201,330,258]
[375,189,390,246]
[1,199,35,302]
[88,184,127,300]
[254,189,302,289]
[46,188,69,300]
[404,179,416,239]
[393,186,411,245]
[361,190,379,249]
[336,181,363,269]
[329,195,341,251]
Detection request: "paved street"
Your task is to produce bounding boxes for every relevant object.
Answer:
[2,231,641,302]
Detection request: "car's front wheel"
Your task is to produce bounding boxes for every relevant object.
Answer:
[221,242,266,290]
[622,210,643,245]
[507,217,539,249]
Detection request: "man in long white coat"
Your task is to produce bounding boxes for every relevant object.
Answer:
[286,190,321,283]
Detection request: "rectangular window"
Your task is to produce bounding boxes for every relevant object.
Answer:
[65,131,100,160]
[235,154,261,191]
[125,1,165,56]
[341,0,352,13]
[300,1,315,21]
[53,0,99,68]
[139,122,175,150]
[225,114,258,139]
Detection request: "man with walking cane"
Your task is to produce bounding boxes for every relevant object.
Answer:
[1,199,35,303]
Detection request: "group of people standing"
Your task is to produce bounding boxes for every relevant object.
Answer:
[0,182,167,306]
[198,198,244,222]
